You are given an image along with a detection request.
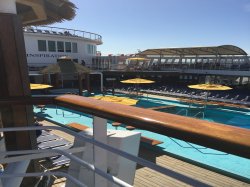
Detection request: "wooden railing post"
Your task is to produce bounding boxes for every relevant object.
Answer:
[0,13,36,151]
[93,116,108,187]
[0,10,37,187]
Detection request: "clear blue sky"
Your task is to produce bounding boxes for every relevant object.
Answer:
[52,0,250,55]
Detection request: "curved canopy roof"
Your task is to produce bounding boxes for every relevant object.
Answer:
[138,45,248,56]
[16,0,76,26]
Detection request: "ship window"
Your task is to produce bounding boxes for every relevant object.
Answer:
[48,41,56,52]
[38,40,47,51]
[57,41,64,52]
[72,42,78,53]
[65,42,71,52]
[92,45,96,55]
[87,44,91,54]
[87,44,95,54]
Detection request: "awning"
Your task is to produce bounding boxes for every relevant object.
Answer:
[138,45,248,56]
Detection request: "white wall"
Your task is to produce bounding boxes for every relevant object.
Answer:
[24,33,99,67]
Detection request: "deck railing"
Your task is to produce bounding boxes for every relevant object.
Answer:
[23,26,102,44]
[0,125,210,187]
[93,56,250,72]
[0,94,250,186]
[1,94,250,158]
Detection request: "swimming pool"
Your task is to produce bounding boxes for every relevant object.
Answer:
[138,96,250,129]
[34,95,250,181]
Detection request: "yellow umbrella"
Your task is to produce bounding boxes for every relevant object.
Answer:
[30,83,53,90]
[188,84,233,116]
[121,78,155,84]
[188,84,232,91]
[91,95,138,106]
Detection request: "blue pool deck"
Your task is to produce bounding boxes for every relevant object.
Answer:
[34,95,250,181]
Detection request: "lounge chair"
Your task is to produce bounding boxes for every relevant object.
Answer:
[235,96,250,105]
[37,131,73,167]
[37,134,59,143]
[211,94,219,99]
[50,155,70,167]
[38,139,71,149]
[241,96,249,102]
[221,94,229,99]
[39,130,51,136]
[216,94,230,102]
[230,95,240,104]
[231,95,239,101]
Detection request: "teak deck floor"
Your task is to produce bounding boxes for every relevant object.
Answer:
[134,146,249,187]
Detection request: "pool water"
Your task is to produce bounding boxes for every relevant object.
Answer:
[137,96,250,129]
[34,95,250,181]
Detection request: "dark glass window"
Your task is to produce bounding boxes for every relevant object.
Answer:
[72,42,78,53]
[57,41,64,52]
[65,42,71,52]
[38,40,47,51]
[48,41,56,52]
[87,44,91,54]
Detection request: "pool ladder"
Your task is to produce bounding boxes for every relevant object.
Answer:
[193,111,205,119]
[176,109,188,116]
[55,106,81,117]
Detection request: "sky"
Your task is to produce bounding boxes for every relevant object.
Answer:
[52,0,250,55]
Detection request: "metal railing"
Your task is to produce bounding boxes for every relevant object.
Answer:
[193,111,205,119]
[23,26,102,44]
[176,108,188,116]
[0,126,209,187]
[92,56,250,72]
[1,95,250,186]
[1,95,250,158]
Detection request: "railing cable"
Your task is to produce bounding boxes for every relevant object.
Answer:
[0,126,210,187]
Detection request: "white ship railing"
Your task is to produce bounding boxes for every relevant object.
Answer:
[94,55,250,72]
[0,126,209,187]
[23,26,102,43]
[0,95,250,186]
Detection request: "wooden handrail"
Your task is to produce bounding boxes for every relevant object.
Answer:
[1,94,250,159]
[55,95,250,159]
